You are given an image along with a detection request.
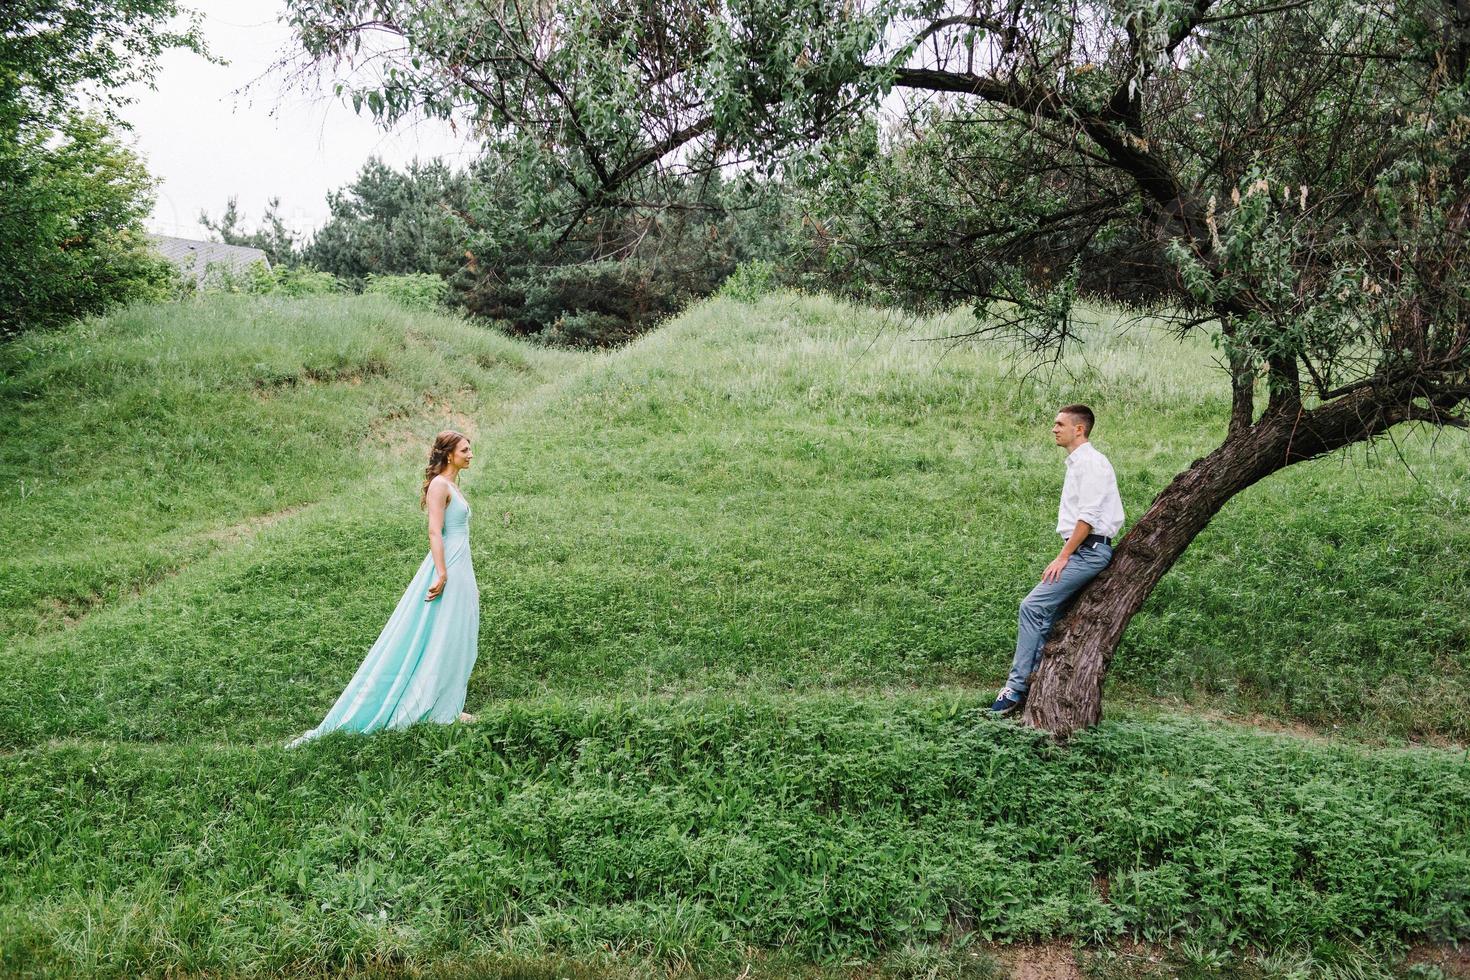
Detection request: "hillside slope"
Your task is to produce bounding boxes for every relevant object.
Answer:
[0,295,575,642]
[4,292,1466,745]
[2,293,1468,976]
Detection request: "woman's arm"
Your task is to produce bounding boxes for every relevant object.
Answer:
[425,479,449,601]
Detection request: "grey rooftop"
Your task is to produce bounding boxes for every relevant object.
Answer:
[151,236,270,284]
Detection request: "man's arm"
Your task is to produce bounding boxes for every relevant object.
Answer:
[1074,458,1116,534]
[1043,520,1094,583]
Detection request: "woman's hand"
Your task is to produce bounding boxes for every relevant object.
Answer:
[426,573,447,601]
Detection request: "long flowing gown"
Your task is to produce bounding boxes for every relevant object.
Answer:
[287,482,479,748]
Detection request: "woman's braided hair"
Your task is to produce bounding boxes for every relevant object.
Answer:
[420,430,468,509]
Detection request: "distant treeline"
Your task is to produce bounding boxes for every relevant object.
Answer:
[3,0,1175,351]
[202,151,801,346]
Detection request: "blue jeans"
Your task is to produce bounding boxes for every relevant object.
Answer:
[1005,542,1113,695]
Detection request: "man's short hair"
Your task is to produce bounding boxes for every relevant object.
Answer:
[1059,404,1095,435]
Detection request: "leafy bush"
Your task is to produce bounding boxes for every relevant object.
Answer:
[196,259,265,294]
[719,259,780,302]
[0,0,207,337]
[364,272,449,311]
[515,259,682,347]
[0,114,179,337]
[294,151,798,345]
[198,261,340,296]
[269,266,341,297]
[540,310,634,347]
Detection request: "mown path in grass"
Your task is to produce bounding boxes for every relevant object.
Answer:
[2,293,1468,976]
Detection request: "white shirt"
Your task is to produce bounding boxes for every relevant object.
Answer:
[1057,441,1125,539]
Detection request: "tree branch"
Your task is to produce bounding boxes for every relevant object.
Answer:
[910,15,1009,51]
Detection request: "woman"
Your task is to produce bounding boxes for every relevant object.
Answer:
[287,430,480,748]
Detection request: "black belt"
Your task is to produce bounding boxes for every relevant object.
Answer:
[1082,533,1111,548]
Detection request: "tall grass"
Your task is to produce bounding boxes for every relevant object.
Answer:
[0,294,571,640]
[2,291,1468,976]
[4,292,1468,743]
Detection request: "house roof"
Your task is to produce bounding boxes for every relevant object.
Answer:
[151,236,270,284]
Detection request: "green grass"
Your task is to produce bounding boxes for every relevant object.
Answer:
[2,292,1468,976]
[3,700,1468,976]
[0,293,572,640]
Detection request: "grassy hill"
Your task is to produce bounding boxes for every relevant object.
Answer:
[1,293,1467,977]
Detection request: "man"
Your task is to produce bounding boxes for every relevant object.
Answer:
[991,404,1125,716]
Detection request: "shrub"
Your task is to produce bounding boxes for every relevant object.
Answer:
[718,259,779,303]
[282,152,801,345]
[199,261,341,296]
[0,114,179,337]
[270,266,341,296]
[541,310,633,347]
[364,272,449,311]
[511,259,683,347]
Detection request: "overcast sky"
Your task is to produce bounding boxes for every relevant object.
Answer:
[120,0,471,241]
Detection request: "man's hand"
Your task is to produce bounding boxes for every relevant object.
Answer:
[1042,554,1071,583]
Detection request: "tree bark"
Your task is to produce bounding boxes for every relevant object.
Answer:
[1019,388,1425,739]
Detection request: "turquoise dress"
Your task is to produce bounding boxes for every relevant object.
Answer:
[288,482,479,748]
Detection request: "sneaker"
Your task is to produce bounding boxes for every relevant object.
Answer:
[989,688,1025,716]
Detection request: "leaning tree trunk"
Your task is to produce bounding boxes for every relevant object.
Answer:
[1019,394,1403,738]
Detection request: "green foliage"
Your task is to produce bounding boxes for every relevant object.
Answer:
[0,0,209,337]
[303,157,470,284]
[517,259,681,347]
[0,0,209,125]
[451,150,792,345]
[791,110,1161,326]
[269,265,343,296]
[882,942,1002,980]
[199,195,302,268]
[199,260,343,296]
[293,152,793,345]
[2,699,1468,974]
[0,112,179,337]
[718,259,780,303]
[364,272,450,311]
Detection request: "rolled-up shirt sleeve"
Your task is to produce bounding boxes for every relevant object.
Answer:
[1058,445,1126,538]
[1074,457,1114,530]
